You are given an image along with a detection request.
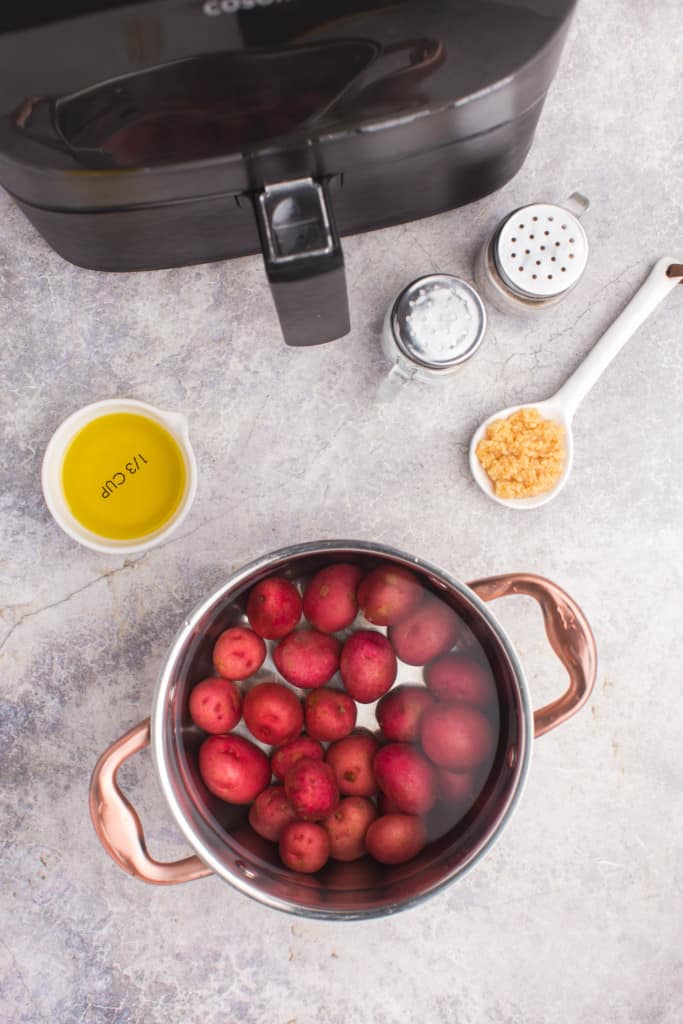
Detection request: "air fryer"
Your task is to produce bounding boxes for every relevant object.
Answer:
[0,1,578,346]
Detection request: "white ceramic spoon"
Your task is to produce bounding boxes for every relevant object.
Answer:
[469,256,682,509]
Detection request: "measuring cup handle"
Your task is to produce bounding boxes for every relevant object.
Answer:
[89,718,212,885]
[468,573,597,737]
[554,256,683,418]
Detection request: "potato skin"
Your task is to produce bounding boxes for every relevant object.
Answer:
[243,682,303,745]
[427,769,484,840]
[375,685,434,742]
[323,797,378,861]
[284,757,340,821]
[248,785,298,842]
[198,734,271,804]
[302,563,363,633]
[279,821,330,873]
[271,735,324,781]
[213,627,266,681]
[357,566,424,626]
[421,703,495,770]
[339,630,397,703]
[188,677,242,734]
[425,654,497,709]
[388,598,462,666]
[304,688,357,742]
[373,742,436,814]
[247,577,302,640]
[273,629,341,689]
[377,792,403,815]
[365,814,427,865]
[325,731,380,796]
[436,767,480,805]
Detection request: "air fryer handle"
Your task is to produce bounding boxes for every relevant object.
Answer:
[253,178,350,346]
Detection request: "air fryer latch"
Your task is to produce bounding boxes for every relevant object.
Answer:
[253,177,350,347]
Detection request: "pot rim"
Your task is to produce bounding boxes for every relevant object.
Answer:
[151,539,534,919]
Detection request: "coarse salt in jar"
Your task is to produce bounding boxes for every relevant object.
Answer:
[380,274,486,397]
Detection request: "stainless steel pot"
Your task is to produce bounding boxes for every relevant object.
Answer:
[90,540,596,920]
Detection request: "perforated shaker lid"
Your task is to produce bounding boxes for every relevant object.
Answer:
[493,202,589,300]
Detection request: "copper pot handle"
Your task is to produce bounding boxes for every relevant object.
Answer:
[89,717,212,884]
[468,573,597,737]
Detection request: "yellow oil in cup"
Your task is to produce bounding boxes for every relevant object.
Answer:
[43,398,196,554]
[61,412,187,541]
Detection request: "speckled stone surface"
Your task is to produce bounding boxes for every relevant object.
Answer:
[1,3,682,1022]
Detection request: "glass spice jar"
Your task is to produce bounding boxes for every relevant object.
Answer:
[379,274,487,399]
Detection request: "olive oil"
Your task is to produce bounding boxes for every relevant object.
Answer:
[61,412,186,540]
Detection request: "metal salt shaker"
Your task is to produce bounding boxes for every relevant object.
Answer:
[380,274,487,398]
[474,192,590,316]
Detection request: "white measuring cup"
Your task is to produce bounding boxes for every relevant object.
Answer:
[42,398,198,553]
[469,257,682,509]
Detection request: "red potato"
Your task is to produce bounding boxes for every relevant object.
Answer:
[279,821,330,874]
[188,677,242,734]
[388,597,462,666]
[271,735,324,781]
[377,792,403,815]
[340,630,397,703]
[427,768,485,838]
[302,563,363,633]
[247,577,302,640]
[273,629,341,689]
[325,857,384,890]
[425,653,497,709]
[243,682,303,745]
[375,684,434,742]
[421,703,495,770]
[423,801,467,842]
[198,734,271,804]
[326,731,380,796]
[304,688,357,742]
[437,767,480,805]
[285,757,340,821]
[248,785,298,842]
[365,814,427,865]
[212,626,266,681]
[323,797,378,861]
[357,565,424,626]
[373,742,436,815]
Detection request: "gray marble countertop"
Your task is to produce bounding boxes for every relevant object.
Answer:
[2,2,682,1022]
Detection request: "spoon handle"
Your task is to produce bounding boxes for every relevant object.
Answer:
[554,257,682,418]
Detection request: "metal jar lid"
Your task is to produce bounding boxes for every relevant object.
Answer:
[391,274,487,369]
[493,202,589,301]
